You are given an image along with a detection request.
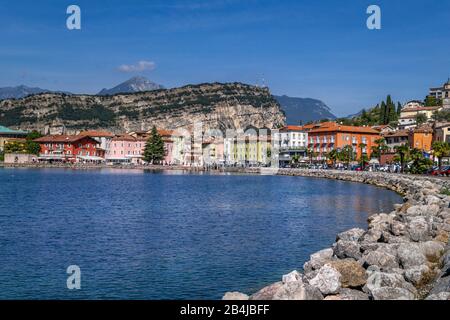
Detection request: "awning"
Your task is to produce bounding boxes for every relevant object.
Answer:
[77,156,105,161]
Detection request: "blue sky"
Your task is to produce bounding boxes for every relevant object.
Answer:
[0,0,449,117]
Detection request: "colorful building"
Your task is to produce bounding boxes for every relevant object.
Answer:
[409,125,433,152]
[433,122,450,144]
[307,122,381,161]
[225,133,272,166]
[79,130,114,158]
[107,134,146,164]
[35,135,103,163]
[0,125,28,151]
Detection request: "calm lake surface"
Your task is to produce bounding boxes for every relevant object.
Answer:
[0,168,402,299]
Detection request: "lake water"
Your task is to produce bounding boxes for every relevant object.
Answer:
[0,168,402,299]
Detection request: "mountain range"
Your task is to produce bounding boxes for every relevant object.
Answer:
[0,83,285,134]
[0,77,338,125]
[274,95,336,124]
[0,85,69,100]
[98,76,165,95]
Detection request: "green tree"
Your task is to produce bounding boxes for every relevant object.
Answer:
[387,95,398,123]
[341,145,355,167]
[425,95,441,107]
[143,126,165,164]
[415,113,427,126]
[395,144,410,173]
[409,148,433,174]
[432,141,450,170]
[396,102,402,116]
[379,101,387,124]
[291,154,300,166]
[328,149,339,167]
[358,143,367,167]
[26,130,43,155]
[372,138,389,162]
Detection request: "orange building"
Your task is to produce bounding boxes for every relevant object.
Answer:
[409,125,433,152]
[307,122,381,161]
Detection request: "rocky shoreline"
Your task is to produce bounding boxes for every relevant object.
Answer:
[224,169,450,301]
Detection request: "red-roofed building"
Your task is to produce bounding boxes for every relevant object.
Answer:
[308,122,381,161]
[35,135,103,163]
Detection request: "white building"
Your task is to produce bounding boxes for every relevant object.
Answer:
[429,79,450,108]
[274,126,308,150]
[79,130,114,157]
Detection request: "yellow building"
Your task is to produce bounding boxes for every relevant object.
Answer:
[227,135,272,165]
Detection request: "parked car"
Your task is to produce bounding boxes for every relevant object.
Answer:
[426,166,439,176]
[439,166,450,176]
[430,166,447,176]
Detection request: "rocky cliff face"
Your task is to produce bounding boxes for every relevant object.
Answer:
[0,83,286,134]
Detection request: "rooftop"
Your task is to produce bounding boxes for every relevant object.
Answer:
[384,130,409,138]
[0,125,28,135]
[280,125,305,132]
[309,122,380,134]
[79,130,114,137]
[34,135,97,143]
[401,106,440,112]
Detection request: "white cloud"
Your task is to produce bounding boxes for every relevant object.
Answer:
[117,60,156,73]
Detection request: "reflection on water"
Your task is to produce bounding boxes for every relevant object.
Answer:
[0,168,402,299]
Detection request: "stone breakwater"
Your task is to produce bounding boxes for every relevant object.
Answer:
[223,169,450,301]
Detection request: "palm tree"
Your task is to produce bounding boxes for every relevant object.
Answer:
[341,145,354,168]
[432,141,450,170]
[328,149,339,167]
[307,148,317,165]
[358,143,367,167]
[395,144,410,173]
[373,138,388,163]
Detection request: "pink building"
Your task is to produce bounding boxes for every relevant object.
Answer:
[107,130,176,165]
[106,134,146,164]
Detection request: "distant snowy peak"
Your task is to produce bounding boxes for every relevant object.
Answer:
[98,76,165,95]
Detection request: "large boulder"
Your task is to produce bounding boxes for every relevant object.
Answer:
[397,243,427,268]
[309,264,342,295]
[426,292,450,300]
[337,288,370,300]
[328,259,367,288]
[337,228,365,242]
[419,241,445,263]
[361,248,399,270]
[364,272,417,298]
[371,287,416,300]
[368,213,392,232]
[405,205,440,218]
[303,248,334,272]
[223,292,249,300]
[424,195,442,206]
[390,220,408,237]
[359,229,382,246]
[272,279,323,300]
[404,265,433,286]
[333,240,362,260]
[282,270,302,284]
[407,216,432,242]
[250,282,283,300]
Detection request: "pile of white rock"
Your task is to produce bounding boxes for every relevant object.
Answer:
[223,170,450,300]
